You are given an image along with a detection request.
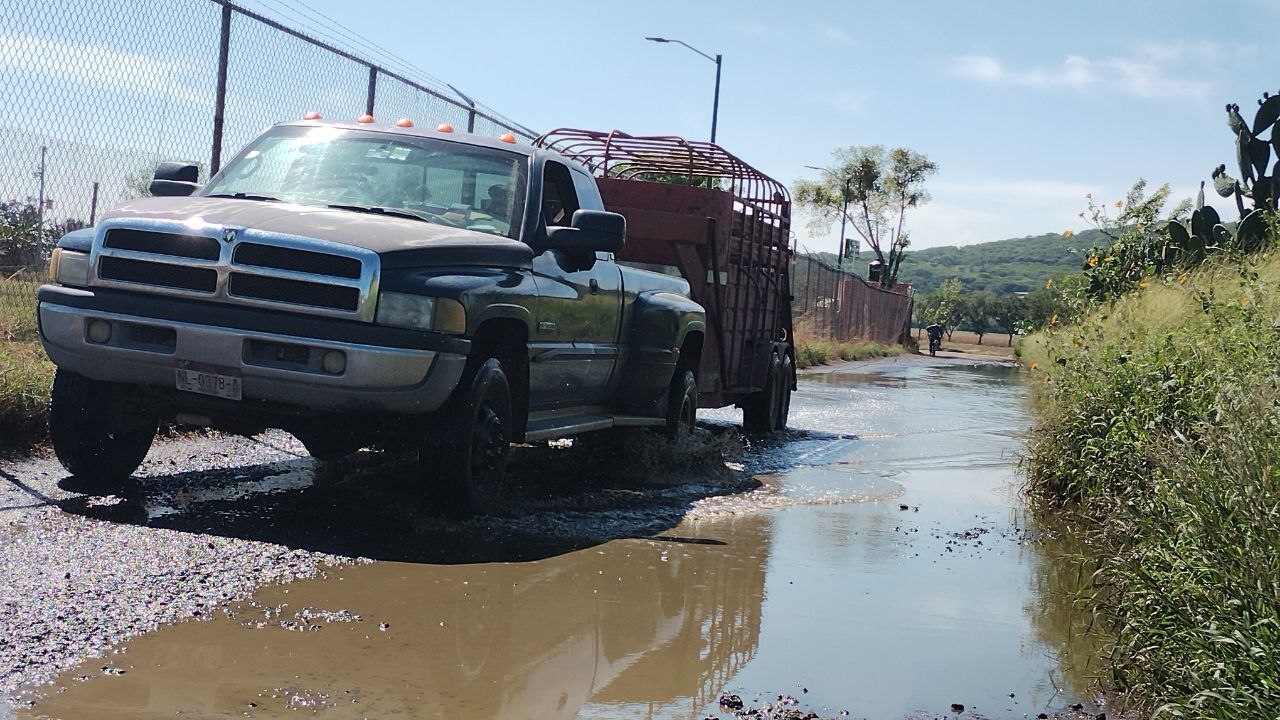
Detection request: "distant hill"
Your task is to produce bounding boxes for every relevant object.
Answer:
[898,229,1107,294]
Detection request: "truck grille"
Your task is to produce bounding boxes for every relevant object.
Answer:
[90,221,379,321]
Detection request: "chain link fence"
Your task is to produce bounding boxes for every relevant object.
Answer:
[0,0,535,267]
[792,254,913,346]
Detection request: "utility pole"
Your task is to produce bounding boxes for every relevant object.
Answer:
[89,182,100,226]
[35,145,47,245]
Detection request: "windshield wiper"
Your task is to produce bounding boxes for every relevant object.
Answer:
[327,204,437,224]
[207,192,282,202]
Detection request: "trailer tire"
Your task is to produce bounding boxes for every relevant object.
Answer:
[420,357,512,518]
[49,369,156,493]
[742,352,782,433]
[775,353,793,431]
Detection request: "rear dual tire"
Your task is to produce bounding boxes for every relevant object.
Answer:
[742,351,792,433]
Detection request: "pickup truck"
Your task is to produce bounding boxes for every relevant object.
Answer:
[38,119,792,515]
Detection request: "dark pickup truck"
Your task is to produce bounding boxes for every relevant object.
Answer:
[38,119,793,515]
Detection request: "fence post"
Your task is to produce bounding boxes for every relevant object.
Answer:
[365,66,378,116]
[210,3,232,174]
[89,182,99,226]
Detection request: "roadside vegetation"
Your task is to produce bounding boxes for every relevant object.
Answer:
[1020,91,1280,719]
[0,267,53,448]
[792,330,903,369]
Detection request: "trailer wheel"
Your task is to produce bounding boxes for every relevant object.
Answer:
[49,369,156,493]
[742,352,782,433]
[420,357,512,518]
[664,369,698,436]
[775,353,794,430]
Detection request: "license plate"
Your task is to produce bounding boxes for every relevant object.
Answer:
[175,361,242,401]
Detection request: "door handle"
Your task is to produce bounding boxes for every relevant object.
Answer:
[589,278,600,293]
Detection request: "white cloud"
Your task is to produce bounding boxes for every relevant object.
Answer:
[820,27,853,45]
[948,44,1219,99]
[826,89,873,116]
[0,34,204,104]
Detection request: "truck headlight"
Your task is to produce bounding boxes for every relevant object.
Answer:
[375,292,466,334]
[49,248,90,287]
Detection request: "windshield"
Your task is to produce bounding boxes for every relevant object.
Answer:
[203,125,528,239]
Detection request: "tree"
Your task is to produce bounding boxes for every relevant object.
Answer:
[991,294,1026,346]
[0,201,86,266]
[962,291,996,345]
[794,145,937,288]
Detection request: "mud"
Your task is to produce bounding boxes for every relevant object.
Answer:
[2,355,1106,718]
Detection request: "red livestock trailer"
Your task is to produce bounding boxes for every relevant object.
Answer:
[534,129,795,431]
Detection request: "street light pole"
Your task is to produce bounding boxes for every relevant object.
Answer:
[645,37,722,144]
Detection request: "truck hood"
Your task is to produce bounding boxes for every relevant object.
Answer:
[102,196,534,269]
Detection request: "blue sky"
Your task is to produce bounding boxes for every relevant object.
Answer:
[2,0,1273,253]
[254,0,1272,253]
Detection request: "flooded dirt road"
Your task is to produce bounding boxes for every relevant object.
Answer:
[3,355,1100,719]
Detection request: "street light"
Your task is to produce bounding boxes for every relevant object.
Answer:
[805,164,854,269]
[645,36,722,144]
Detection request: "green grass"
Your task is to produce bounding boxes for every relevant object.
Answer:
[794,335,904,369]
[1022,249,1280,718]
[0,269,51,447]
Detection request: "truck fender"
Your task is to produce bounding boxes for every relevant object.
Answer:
[616,291,706,415]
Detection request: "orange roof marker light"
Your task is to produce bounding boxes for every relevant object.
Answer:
[356,114,374,124]
[499,133,517,144]
[303,111,322,120]
[436,123,454,133]
[395,118,414,128]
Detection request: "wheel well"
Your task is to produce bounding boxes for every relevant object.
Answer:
[472,319,529,440]
[677,331,704,377]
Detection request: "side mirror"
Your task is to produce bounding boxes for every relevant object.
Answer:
[543,209,626,253]
[149,162,200,197]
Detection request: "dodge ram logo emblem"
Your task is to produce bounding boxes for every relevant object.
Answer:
[222,227,238,244]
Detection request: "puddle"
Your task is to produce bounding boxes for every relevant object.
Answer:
[17,356,1103,719]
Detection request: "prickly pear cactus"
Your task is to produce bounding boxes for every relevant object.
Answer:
[1215,92,1280,215]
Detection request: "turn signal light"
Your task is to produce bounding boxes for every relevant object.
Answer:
[356,114,374,124]
[499,133,516,144]
[395,118,414,128]
[303,111,321,120]
[437,123,454,133]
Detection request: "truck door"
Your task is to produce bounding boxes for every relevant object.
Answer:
[528,161,622,409]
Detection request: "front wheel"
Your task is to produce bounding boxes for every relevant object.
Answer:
[664,369,698,436]
[49,369,156,493]
[420,357,512,518]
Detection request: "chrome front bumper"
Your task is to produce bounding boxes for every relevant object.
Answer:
[38,301,466,415]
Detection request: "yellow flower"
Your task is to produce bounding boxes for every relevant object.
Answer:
[1114,200,1123,208]
[1050,313,1058,326]
[1046,278,1053,289]
[1240,295,1249,305]
[1139,279,1150,288]
[1088,256,1099,267]
[1178,273,1190,284]
[1043,373,1051,382]
[1030,362,1038,371]
[1063,230,1074,238]
[1104,256,1114,263]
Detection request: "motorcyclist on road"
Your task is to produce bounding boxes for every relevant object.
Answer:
[925,323,944,356]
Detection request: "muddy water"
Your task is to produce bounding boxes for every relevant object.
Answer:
[17,356,1100,719]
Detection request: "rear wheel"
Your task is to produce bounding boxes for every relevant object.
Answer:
[49,369,156,493]
[420,357,512,518]
[742,352,782,433]
[775,353,794,430]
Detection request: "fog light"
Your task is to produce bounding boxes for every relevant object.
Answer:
[322,350,346,375]
[87,319,112,344]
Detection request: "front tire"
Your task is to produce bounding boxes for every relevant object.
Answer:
[664,369,698,436]
[420,357,512,518]
[49,369,156,493]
